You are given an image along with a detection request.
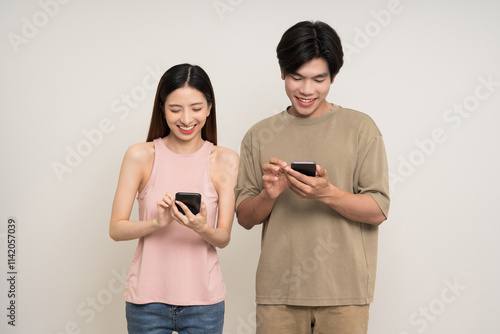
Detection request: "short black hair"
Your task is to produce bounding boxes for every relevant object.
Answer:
[276,21,344,81]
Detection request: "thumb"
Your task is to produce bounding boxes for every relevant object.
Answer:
[316,164,328,178]
[199,202,207,216]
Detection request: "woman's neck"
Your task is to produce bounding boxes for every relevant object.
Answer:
[162,135,205,154]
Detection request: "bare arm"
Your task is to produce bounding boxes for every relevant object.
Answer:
[171,147,240,248]
[236,158,289,230]
[284,164,386,226]
[322,189,386,225]
[236,192,277,230]
[109,143,172,241]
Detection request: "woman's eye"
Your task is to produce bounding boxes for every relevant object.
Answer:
[170,109,181,113]
[193,108,202,112]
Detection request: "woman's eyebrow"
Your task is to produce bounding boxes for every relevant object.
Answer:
[167,101,204,107]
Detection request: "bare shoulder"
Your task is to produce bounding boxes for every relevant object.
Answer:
[211,145,239,166]
[124,142,155,166]
[210,146,239,186]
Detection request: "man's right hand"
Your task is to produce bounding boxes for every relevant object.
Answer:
[236,157,289,230]
[261,157,289,200]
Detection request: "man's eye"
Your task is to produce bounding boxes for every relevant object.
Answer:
[315,79,326,83]
[291,76,301,81]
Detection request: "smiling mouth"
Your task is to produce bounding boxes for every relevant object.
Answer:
[296,97,316,105]
[178,125,196,134]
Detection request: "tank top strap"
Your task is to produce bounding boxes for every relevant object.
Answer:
[201,141,214,163]
[153,137,170,155]
[137,138,163,201]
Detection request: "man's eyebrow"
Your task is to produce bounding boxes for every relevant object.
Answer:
[313,72,329,78]
[291,72,329,79]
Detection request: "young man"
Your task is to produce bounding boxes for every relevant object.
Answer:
[235,21,390,334]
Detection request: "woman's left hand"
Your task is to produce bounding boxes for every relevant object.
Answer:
[171,200,209,234]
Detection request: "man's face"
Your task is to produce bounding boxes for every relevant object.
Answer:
[283,57,334,118]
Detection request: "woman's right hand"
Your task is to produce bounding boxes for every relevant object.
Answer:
[156,192,175,228]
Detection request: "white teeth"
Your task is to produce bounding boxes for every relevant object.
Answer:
[298,98,314,103]
[179,125,195,131]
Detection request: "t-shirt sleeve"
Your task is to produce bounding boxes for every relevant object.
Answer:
[355,131,390,219]
[234,130,263,211]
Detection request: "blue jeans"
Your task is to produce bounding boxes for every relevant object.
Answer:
[126,301,225,334]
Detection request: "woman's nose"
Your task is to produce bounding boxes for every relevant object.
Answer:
[180,110,192,124]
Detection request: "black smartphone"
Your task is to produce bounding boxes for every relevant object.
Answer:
[291,161,316,177]
[175,192,202,215]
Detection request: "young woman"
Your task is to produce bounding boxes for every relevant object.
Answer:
[109,63,239,334]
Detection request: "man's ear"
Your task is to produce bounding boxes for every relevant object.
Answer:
[331,74,337,84]
[280,67,285,80]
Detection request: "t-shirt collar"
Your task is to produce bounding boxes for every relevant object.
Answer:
[282,104,341,125]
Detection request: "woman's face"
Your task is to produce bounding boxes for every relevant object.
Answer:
[164,85,211,142]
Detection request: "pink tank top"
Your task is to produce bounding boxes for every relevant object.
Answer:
[124,138,226,305]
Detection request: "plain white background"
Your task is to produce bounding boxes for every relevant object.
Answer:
[1,0,499,333]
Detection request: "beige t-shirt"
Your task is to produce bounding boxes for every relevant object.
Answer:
[235,104,390,306]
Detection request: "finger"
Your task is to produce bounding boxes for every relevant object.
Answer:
[316,164,328,178]
[170,200,182,217]
[263,174,279,182]
[169,203,187,226]
[157,200,168,209]
[286,172,302,188]
[286,176,310,198]
[286,179,306,198]
[284,165,309,183]
[269,157,287,168]
[158,194,172,207]
[262,163,281,174]
[199,202,207,216]
[165,192,176,206]
[175,200,192,216]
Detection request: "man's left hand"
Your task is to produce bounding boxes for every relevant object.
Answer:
[284,164,333,201]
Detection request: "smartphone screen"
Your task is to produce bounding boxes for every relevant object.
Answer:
[291,161,316,177]
[175,192,202,215]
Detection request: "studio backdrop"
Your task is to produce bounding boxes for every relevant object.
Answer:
[1,0,499,333]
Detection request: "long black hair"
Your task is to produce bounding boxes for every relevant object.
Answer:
[146,64,217,145]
